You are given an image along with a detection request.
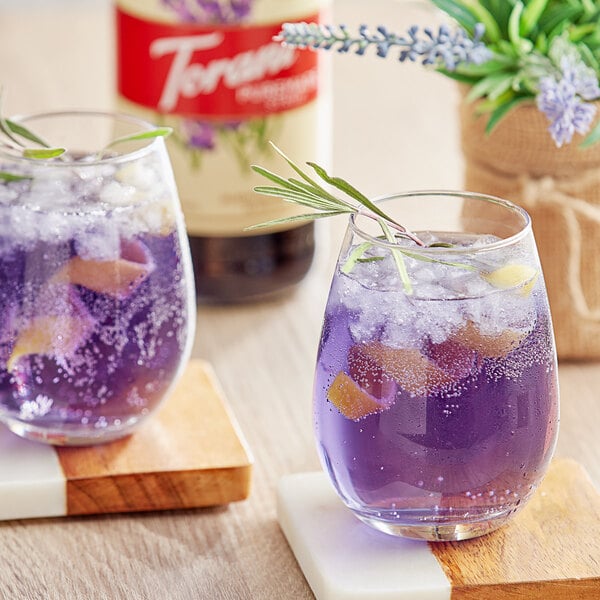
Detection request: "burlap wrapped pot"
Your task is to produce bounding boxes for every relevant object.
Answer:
[460,93,600,360]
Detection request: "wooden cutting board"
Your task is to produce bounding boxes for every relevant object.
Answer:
[0,359,252,520]
[278,459,600,599]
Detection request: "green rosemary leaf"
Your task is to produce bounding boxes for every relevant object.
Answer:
[103,127,173,151]
[251,164,301,190]
[268,142,339,202]
[253,185,351,211]
[93,127,173,160]
[5,118,49,147]
[357,256,384,263]
[245,211,345,230]
[0,170,31,182]
[378,219,412,295]
[22,147,66,159]
[307,161,404,228]
[287,177,355,210]
[341,241,373,274]
[399,249,477,271]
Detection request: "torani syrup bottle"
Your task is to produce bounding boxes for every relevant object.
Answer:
[115,0,331,302]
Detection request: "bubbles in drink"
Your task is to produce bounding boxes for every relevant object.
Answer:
[0,149,193,444]
[314,231,558,533]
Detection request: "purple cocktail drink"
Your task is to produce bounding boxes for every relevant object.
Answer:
[314,192,559,541]
[0,111,195,445]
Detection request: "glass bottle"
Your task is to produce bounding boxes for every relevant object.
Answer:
[115,0,331,302]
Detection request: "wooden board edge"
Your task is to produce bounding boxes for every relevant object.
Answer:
[66,463,253,516]
[450,577,600,600]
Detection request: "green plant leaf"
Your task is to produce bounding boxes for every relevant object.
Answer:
[569,23,598,43]
[455,57,516,77]
[460,0,502,42]
[429,0,479,33]
[436,69,481,84]
[508,1,525,49]
[539,6,581,35]
[521,0,549,36]
[580,120,600,148]
[466,72,513,102]
[22,147,66,159]
[485,95,530,133]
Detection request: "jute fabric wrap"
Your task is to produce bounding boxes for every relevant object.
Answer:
[460,95,600,360]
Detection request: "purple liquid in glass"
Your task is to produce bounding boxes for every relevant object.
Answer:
[0,112,194,445]
[0,230,191,443]
[314,231,559,537]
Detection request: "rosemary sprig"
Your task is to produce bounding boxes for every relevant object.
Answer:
[0,92,172,172]
[250,143,475,294]
[249,142,424,245]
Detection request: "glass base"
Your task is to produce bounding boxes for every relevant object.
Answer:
[356,513,513,541]
[352,502,525,541]
[1,416,143,446]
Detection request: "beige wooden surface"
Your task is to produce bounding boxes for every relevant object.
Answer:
[0,1,599,599]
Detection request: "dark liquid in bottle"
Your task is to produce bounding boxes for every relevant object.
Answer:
[189,222,315,303]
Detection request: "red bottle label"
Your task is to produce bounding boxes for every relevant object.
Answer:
[116,8,320,118]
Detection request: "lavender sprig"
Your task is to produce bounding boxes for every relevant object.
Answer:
[275,22,491,71]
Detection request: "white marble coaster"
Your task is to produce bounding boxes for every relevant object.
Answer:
[0,426,66,520]
[277,472,451,600]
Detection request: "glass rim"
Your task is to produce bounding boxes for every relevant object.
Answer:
[348,190,532,254]
[0,109,164,167]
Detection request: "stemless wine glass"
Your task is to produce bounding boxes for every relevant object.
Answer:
[314,191,559,541]
[0,111,195,445]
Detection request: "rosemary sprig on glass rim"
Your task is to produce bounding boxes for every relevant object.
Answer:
[0,91,173,180]
[249,142,476,294]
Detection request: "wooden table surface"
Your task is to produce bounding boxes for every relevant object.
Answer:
[1,1,599,598]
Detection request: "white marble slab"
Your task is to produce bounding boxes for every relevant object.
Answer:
[277,472,451,600]
[0,426,66,520]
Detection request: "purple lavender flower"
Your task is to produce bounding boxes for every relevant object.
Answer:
[536,52,600,147]
[276,22,491,71]
[161,0,253,24]
[182,120,216,150]
[161,0,196,22]
[537,77,596,147]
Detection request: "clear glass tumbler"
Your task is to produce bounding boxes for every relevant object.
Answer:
[313,191,559,541]
[0,111,195,445]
